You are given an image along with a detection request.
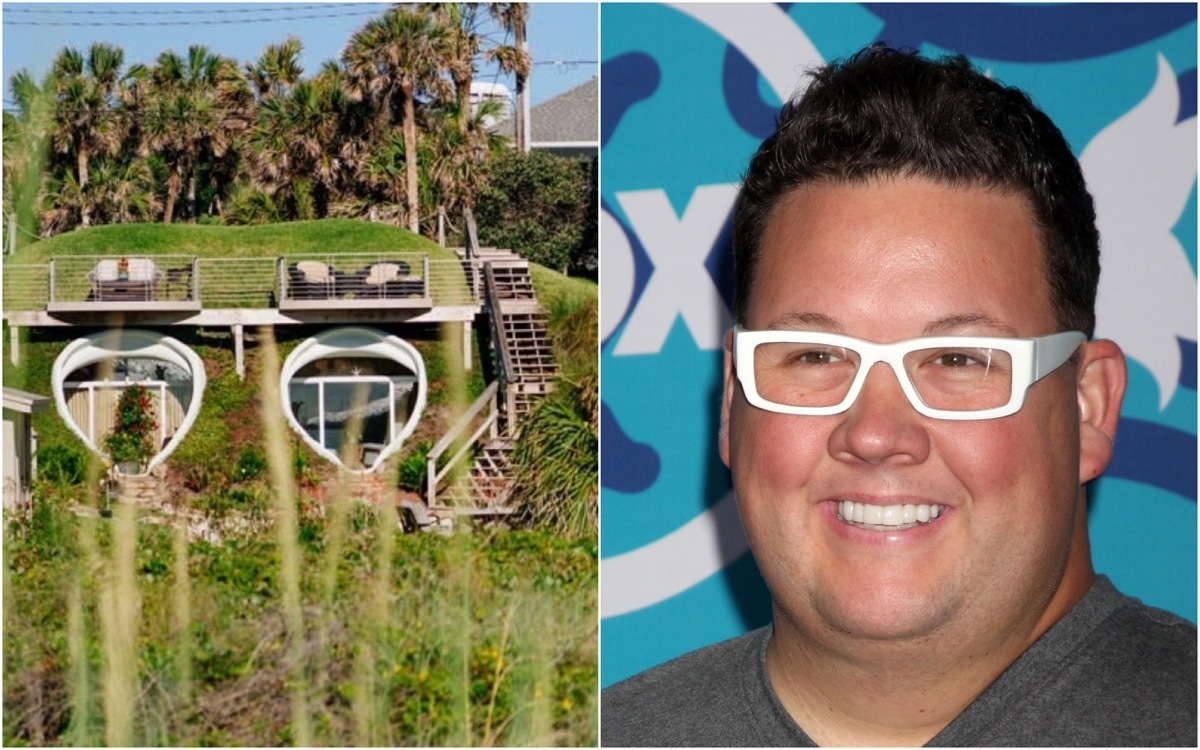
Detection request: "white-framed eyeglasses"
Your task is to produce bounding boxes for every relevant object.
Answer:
[732,326,1086,421]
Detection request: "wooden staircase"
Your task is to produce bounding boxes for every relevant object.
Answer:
[421,249,559,525]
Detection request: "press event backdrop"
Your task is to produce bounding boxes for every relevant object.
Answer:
[599,3,1198,687]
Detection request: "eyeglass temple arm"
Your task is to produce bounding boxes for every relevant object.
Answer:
[1034,331,1087,380]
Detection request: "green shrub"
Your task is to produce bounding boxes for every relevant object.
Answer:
[194,487,269,522]
[171,409,233,492]
[6,480,79,570]
[475,150,594,275]
[397,439,434,492]
[510,374,598,540]
[235,447,266,482]
[36,443,86,486]
[103,384,157,466]
[224,183,280,225]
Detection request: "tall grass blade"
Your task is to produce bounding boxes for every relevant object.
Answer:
[101,500,139,746]
[66,576,93,745]
[257,325,312,746]
[172,518,193,711]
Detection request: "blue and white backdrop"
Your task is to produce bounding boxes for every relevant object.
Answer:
[600,3,1197,687]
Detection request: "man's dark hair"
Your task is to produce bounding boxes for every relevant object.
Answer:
[732,44,1100,336]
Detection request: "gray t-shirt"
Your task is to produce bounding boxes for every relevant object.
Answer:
[602,576,1197,746]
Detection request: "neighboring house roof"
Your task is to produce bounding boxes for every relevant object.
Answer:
[493,76,598,155]
[530,76,598,150]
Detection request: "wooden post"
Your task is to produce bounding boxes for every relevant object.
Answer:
[233,324,245,380]
[463,207,479,261]
[426,456,437,507]
[9,325,19,366]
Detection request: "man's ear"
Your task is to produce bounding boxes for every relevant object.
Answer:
[1077,338,1127,484]
[719,327,736,469]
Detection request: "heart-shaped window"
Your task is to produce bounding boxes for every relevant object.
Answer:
[51,329,207,475]
[279,327,427,473]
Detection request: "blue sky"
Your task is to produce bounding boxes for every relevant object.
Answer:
[2,2,598,110]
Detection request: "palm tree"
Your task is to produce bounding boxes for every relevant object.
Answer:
[310,60,377,216]
[246,36,303,101]
[421,97,508,235]
[358,130,409,223]
[39,170,88,236]
[248,78,344,219]
[140,45,249,223]
[421,3,485,136]
[487,3,531,152]
[47,43,129,227]
[74,157,160,226]
[344,6,453,234]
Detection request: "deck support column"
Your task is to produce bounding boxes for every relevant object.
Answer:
[462,321,472,371]
[232,324,245,380]
[9,325,19,366]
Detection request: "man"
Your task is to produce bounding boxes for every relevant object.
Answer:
[601,44,1197,747]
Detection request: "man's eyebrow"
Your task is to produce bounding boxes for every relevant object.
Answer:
[923,314,1019,337]
[763,311,844,331]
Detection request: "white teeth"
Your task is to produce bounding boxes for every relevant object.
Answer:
[838,500,944,528]
[862,503,882,525]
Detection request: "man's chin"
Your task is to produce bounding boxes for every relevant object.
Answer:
[783,587,961,646]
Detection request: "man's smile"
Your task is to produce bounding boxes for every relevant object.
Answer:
[836,500,945,531]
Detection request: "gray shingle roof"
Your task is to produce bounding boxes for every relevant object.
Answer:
[530,76,598,146]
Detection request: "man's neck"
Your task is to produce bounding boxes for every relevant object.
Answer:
[766,564,1097,746]
[766,622,1003,746]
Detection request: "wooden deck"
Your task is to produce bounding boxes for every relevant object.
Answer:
[4,251,481,326]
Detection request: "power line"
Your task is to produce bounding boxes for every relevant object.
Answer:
[4,9,385,27]
[4,3,383,15]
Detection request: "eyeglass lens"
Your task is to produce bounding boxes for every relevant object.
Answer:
[751,341,1014,412]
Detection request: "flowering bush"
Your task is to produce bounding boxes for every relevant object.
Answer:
[104,384,157,468]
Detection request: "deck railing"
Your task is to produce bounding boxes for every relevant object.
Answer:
[484,263,519,419]
[426,380,500,509]
[3,265,51,310]
[196,257,276,307]
[2,252,479,312]
[46,255,198,305]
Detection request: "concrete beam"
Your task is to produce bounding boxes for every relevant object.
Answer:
[2,304,481,328]
[233,324,245,380]
[463,320,473,371]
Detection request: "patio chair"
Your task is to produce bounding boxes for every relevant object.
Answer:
[88,257,161,301]
[362,262,424,298]
[290,260,334,300]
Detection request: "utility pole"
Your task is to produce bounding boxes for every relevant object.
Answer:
[522,40,532,153]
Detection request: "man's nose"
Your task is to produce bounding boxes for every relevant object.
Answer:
[827,361,931,466]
